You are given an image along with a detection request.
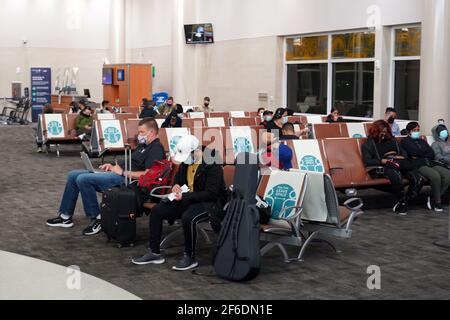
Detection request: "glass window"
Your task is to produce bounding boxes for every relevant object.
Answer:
[332,62,374,117]
[286,36,328,61]
[286,64,328,114]
[395,27,421,57]
[394,60,420,120]
[332,32,375,59]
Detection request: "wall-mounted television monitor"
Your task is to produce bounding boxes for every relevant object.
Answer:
[102,68,113,85]
[184,23,214,44]
[117,69,125,81]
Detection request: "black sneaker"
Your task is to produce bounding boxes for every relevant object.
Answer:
[132,251,166,265]
[82,219,102,236]
[393,202,407,216]
[434,202,444,212]
[172,254,198,272]
[46,216,74,228]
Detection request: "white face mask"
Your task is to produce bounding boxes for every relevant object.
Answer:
[138,134,148,145]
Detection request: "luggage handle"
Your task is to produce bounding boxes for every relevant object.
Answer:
[124,144,132,186]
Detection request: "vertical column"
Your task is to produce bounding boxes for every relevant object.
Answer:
[419,0,450,132]
[373,26,392,120]
[109,0,126,64]
[172,0,186,102]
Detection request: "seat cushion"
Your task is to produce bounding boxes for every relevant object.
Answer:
[143,202,157,210]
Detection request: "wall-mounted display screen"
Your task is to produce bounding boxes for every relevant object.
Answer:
[117,69,125,81]
[184,23,214,44]
[102,68,113,85]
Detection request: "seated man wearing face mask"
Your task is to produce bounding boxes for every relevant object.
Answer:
[46,118,165,236]
[132,135,226,272]
[196,96,214,113]
[385,107,401,136]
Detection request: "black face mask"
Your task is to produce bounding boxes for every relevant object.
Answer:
[388,117,395,124]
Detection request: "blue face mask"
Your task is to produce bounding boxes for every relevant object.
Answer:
[411,132,421,140]
[282,116,289,125]
[440,130,449,140]
[265,116,273,122]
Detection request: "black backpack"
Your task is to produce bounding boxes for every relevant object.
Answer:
[213,153,261,282]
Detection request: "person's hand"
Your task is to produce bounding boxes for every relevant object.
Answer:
[174,192,183,201]
[111,165,124,176]
[420,135,427,141]
[99,163,113,171]
[381,159,388,165]
[172,185,182,194]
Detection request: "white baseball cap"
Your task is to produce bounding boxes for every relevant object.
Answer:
[173,135,200,163]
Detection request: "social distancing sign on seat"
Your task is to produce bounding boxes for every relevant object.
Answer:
[101,120,124,149]
[301,172,328,222]
[291,140,325,173]
[229,127,255,155]
[207,118,226,128]
[189,112,205,119]
[346,123,367,138]
[97,113,115,121]
[230,111,246,118]
[166,128,190,156]
[263,171,306,220]
[45,114,65,139]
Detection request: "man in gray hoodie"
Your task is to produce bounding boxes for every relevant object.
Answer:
[431,124,450,167]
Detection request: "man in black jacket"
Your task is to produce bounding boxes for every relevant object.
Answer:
[132,135,226,271]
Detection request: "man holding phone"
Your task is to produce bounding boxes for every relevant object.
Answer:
[46,118,164,236]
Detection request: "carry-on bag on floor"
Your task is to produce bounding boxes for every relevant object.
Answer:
[213,152,261,281]
[101,146,137,247]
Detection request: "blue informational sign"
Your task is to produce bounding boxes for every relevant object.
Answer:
[31,67,51,122]
[152,92,169,106]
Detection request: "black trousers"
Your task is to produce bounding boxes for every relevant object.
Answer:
[149,201,209,258]
[381,167,423,202]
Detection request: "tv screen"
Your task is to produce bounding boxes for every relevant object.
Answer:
[102,68,113,85]
[184,23,214,44]
[117,69,125,81]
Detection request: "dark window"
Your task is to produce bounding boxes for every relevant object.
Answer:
[394,60,420,120]
[332,62,374,118]
[286,64,328,115]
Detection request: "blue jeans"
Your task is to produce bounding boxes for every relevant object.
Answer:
[58,170,125,219]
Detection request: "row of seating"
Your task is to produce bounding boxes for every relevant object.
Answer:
[143,164,363,263]
[86,118,404,191]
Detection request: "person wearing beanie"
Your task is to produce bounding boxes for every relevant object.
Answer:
[401,122,450,212]
[431,124,450,167]
[259,132,293,171]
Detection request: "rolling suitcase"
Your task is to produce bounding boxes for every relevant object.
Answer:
[101,146,137,248]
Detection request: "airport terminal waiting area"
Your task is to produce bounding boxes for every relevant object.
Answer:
[1,112,450,300]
